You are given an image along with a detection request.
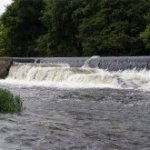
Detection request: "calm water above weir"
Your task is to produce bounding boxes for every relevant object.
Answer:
[0,57,150,150]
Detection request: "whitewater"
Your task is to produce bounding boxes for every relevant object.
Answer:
[0,62,150,91]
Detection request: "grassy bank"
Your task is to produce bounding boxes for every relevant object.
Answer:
[0,89,22,113]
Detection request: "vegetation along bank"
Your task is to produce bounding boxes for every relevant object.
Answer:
[0,0,150,57]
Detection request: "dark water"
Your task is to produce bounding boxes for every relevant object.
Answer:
[0,84,150,150]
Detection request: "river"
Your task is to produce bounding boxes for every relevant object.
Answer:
[0,57,150,150]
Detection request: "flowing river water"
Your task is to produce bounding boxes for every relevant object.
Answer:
[0,57,150,150]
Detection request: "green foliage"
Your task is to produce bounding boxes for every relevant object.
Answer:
[0,22,7,56]
[1,0,45,56]
[36,0,83,56]
[140,25,150,54]
[0,89,22,113]
[140,12,150,54]
[37,0,150,56]
[1,0,150,56]
[77,0,149,56]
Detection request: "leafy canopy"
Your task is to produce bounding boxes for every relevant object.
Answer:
[0,0,150,56]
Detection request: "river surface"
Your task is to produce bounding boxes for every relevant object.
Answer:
[0,60,150,150]
[0,83,150,150]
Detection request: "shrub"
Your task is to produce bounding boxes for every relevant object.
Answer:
[0,89,22,113]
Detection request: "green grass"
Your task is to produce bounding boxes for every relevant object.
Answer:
[0,89,22,113]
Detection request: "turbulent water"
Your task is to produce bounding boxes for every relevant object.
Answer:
[1,62,150,91]
[0,59,150,150]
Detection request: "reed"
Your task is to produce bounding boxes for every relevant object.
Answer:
[0,89,22,113]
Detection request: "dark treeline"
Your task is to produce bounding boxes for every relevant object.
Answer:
[0,0,150,57]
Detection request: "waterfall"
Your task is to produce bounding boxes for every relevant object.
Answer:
[0,56,150,90]
[0,61,148,91]
[4,63,118,88]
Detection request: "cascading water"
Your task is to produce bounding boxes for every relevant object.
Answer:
[0,59,150,90]
[82,55,101,68]
[4,63,117,88]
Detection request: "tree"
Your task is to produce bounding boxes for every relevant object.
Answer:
[0,22,7,56]
[77,0,150,56]
[1,0,45,56]
[36,0,84,56]
[1,0,150,57]
[140,12,150,54]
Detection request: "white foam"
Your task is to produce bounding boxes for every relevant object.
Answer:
[1,63,150,90]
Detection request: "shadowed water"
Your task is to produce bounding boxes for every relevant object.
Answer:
[0,84,150,150]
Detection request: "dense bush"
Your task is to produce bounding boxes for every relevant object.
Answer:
[0,89,22,113]
[1,0,150,56]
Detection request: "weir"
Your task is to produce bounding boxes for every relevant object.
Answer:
[1,56,150,90]
[13,56,150,70]
[0,56,148,90]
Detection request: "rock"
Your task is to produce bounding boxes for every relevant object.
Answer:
[0,57,13,79]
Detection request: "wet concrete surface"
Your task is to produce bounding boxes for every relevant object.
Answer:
[0,85,150,150]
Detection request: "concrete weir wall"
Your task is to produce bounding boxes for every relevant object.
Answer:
[13,56,150,71]
[0,57,12,79]
[1,56,150,79]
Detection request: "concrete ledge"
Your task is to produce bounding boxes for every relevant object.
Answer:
[13,56,150,70]
[0,57,13,79]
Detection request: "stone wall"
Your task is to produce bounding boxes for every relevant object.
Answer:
[0,57,12,79]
